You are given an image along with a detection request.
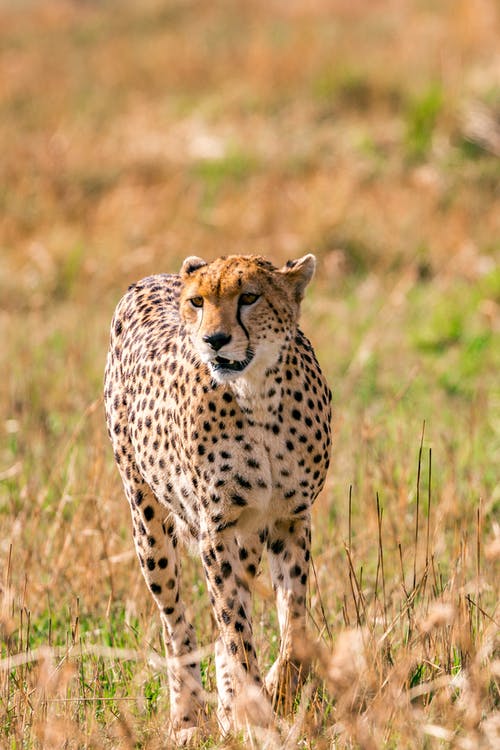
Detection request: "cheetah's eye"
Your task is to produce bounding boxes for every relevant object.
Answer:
[239,292,260,306]
[189,296,204,309]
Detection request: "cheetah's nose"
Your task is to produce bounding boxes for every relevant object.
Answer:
[203,332,232,351]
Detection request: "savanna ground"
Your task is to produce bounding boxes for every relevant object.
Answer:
[0,0,499,747]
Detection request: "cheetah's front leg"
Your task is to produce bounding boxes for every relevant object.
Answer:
[200,524,270,733]
[124,479,206,741]
[266,516,312,713]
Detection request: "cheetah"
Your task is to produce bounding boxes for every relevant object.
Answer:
[104,253,332,740]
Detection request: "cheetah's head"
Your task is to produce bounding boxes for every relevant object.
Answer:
[179,254,316,382]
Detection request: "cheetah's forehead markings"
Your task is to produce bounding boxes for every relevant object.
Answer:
[191,256,275,300]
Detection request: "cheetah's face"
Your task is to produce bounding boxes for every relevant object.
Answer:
[179,254,316,382]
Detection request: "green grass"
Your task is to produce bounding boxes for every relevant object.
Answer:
[405,83,444,161]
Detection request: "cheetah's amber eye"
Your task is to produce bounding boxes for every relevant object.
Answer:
[239,292,260,306]
[189,296,204,309]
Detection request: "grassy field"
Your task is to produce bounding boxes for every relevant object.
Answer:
[1,0,499,747]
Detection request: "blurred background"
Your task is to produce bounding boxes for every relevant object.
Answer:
[1,0,499,295]
[0,1,499,747]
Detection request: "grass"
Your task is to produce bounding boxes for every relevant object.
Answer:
[0,0,499,747]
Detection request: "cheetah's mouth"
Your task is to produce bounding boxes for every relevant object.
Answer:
[211,351,254,374]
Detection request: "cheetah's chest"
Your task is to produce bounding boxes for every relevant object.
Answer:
[127,342,330,530]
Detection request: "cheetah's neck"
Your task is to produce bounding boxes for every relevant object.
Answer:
[229,345,289,424]
[230,377,281,424]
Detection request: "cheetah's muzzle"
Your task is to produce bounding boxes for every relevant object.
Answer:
[212,349,254,374]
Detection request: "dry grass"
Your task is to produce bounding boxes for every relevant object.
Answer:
[0,0,499,747]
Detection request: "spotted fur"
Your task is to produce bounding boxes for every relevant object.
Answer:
[104,254,332,739]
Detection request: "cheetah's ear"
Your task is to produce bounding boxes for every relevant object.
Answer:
[180,256,207,276]
[280,253,316,303]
